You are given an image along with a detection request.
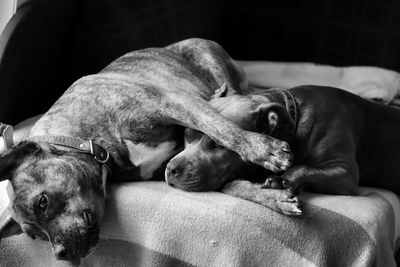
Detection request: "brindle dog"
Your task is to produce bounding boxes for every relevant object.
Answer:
[0,38,293,264]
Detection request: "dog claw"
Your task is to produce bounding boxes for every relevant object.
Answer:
[291,203,303,215]
[294,207,303,214]
[276,199,303,216]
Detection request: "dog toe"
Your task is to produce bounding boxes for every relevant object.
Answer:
[262,175,284,189]
[276,199,303,216]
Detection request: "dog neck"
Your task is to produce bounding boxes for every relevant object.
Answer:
[28,135,113,176]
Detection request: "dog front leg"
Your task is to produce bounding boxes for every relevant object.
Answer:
[264,164,359,195]
[221,179,302,216]
[163,91,292,173]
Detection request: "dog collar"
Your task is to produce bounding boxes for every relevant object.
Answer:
[279,89,298,144]
[28,135,113,173]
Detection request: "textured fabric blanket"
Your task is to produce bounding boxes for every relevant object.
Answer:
[0,182,399,266]
[238,61,400,105]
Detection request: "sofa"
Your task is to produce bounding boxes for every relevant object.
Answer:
[1,0,400,266]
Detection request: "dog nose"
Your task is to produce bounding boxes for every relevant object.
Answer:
[54,245,71,260]
[170,166,183,176]
[166,164,184,179]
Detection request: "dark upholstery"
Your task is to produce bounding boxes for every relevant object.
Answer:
[225,0,400,68]
[1,0,400,124]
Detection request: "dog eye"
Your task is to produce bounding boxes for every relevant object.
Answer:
[38,195,48,212]
[210,141,223,150]
[184,129,202,143]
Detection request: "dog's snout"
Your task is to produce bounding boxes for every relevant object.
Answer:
[170,165,184,176]
[53,224,100,261]
[166,161,188,179]
[166,160,198,189]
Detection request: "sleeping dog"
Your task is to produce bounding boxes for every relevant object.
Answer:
[0,39,293,264]
[165,84,400,213]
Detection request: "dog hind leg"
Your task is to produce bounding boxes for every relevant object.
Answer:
[166,38,250,95]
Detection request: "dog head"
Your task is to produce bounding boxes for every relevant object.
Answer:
[0,141,107,264]
[165,85,294,191]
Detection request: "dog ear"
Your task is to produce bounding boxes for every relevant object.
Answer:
[212,83,238,99]
[0,206,22,239]
[0,141,42,181]
[251,103,294,135]
[212,83,228,98]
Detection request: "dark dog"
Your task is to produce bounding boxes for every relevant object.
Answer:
[0,39,293,263]
[166,84,400,212]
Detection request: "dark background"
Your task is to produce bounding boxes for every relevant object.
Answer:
[1,0,399,124]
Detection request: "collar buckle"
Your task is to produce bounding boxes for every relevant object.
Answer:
[88,140,110,164]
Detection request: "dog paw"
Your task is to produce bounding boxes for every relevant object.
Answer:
[257,188,302,216]
[222,180,302,216]
[275,196,302,216]
[244,132,292,173]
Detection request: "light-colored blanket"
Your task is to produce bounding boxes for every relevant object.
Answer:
[238,61,400,104]
[0,182,399,266]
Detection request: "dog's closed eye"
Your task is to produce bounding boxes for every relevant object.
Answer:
[209,141,223,150]
[184,128,203,143]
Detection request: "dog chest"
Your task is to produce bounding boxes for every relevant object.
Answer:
[124,140,178,180]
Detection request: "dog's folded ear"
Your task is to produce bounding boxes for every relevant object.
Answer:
[212,83,237,99]
[212,83,229,98]
[0,206,22,239]
[0,141,42,181]
[251,103,294,136]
